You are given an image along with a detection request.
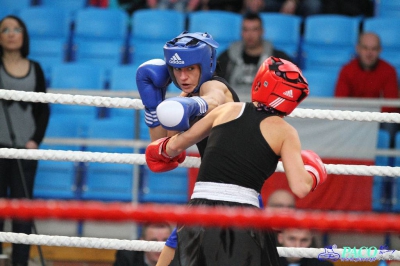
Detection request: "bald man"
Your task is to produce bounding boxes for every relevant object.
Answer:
[267,189,296,208]
[335,32,399,148]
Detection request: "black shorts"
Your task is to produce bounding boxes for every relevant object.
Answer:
[171,199,281,266]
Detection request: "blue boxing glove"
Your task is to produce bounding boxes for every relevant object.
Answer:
[136,59,171,128]
[156,96,208,131]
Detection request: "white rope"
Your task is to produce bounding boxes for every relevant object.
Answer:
[0,232,398,261]
[0,148,201,168]
[0,89,144,109]
[1,89,400,123]
[0,148,399,177]
[290,108,400,123]
[0,232,164,251]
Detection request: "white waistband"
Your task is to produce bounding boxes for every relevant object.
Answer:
[191,181,260,207]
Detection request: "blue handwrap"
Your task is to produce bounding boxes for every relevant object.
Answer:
[165,227,178,248]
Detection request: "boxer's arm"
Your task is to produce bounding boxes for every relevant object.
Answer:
[156,245,176,266]
[280,127,314,198]
[149,126,167,142]
[157,96,209,131]
[199,80,234,112]
[164,104,222,156]
[301,150,328,191]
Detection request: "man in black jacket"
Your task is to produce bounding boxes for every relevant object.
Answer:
[114,223,172,266]
[217,12,291,96]
[278,228,334,266]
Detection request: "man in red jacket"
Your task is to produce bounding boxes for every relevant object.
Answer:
[335,32,399,148]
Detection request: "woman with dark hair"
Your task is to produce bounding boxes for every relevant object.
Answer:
[0,15,49,266]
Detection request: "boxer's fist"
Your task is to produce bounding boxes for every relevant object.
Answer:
[136,59,171,127]
[301,150,327,191]
[146,137,186,172]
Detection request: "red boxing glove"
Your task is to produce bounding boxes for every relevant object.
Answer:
[146,137,186,172]
[301,150,327,191]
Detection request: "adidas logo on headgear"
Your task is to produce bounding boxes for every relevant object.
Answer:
[169,53,185,64]
[283,90,293,98]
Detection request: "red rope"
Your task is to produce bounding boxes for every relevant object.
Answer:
[1,199,399,233]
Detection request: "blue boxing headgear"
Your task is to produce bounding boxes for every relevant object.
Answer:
[164,31,219,93]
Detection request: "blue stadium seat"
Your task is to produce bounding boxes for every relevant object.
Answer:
[49,63,106,90]
[374,0,400,17]
[129,9,186,64]
[20,7,71,80]
[140,166,188,204]
[73,41,126,71]
[129,41,165,65]
[72,8,129,71]
[363,17,400,72]
[48,63,105,132]
[84,117,135,153]
[0,0,31,14]
[19,7,71,39]
[34,160,78,199]
[301,15,360,71]
[188,10,242,57]
[372,129,391,212]
[301,69,338,97]
[109,65,140,92]
[81,118,135,202]
[131,9,186,41]
[48,106,99,140]
[81,163,134,202]
[260,13,302,61]
[39,0,88,19]
[392,131,400,212]
[45,113,82,138]
[29,39,67,82]
[0,7,15,19]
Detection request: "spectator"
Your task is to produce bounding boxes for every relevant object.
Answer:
[267,189,322,248]
[109,0,148,15]
[267,189,296,208]
[335,32,399,148]
[263,0,322,17]
[202,0,244,13]
[146,0,201,12]
[321,0,374,17]
[278,228,334,265]
[217,12,291,95]
[0,15,50,266]
[243,0,266,13]
[114,223,173,266]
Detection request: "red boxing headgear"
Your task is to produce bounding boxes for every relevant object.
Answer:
[251,57,309,115]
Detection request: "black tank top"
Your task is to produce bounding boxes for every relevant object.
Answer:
[196,102,280,193]
[193,76,240,157]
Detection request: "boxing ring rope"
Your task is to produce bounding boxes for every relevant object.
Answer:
[1,89,400,261]
[0,200,400,260]
[0,232,398,261]
[0,148,399,177]
[1,89,400,123]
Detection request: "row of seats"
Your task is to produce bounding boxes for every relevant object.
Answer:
[34,159,189,204]
[46,63,181,94]
[45,62,340,98]
[2,7,400,82]
[3,0,400,18]
[0,0,88,18]
[35,112,189,204]
[375,0,400,17]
